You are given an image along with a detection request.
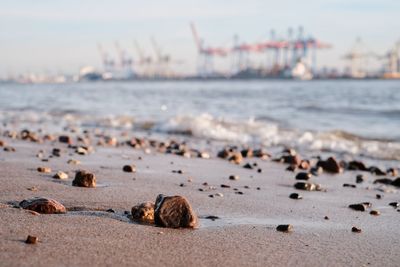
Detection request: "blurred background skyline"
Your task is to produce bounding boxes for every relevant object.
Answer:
[1,0,400,78]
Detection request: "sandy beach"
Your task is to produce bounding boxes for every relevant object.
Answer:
[1,131,399,267]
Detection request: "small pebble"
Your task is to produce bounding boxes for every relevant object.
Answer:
[289,193,302,200]
[37,167,51,173]
[352,226,362,233]
[389,202,399,208]
[106,208,115,213]
[376,194,382,199]
[324,216,329,220]
[276,224,293,233]
[123,165,136,173]
[53,171,68,180]
[369,210,380,216]
[229,175,239,181]
[295,172,311,181]
[25,235,38,244]
[356,174,364,183]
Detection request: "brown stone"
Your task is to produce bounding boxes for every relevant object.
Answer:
[123,165,136,173]
[317,157,342,173]
[370,210,380,216]
[281,155,301,165]
[131,202,155,223]
[37,167,51,173]
[299,160,310,170]
[72,170,96,188]
[67,159,81,165]
[19,197,66,214]
[53,171,68,180]
[0,140,5,147]
[25,235,38,244]
[154,194,198,228]
[228,152,243,164]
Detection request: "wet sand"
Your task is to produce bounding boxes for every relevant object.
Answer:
[1,138,399,267]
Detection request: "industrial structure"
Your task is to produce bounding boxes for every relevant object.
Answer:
[190,23,331,79]
[73,24,400,82]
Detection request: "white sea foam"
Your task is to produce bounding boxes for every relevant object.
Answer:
[153,113,400,161]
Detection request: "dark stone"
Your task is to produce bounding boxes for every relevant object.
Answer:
[131,202,155,223]
[241,148,253,158]
[373,178,393,185]
[348,203,368,211]
[123,165,136,173]
[289,193,302,199]
[317,157,342,173]
[310,166,323,176]
[295,172,312,180]
[253,149,270,159]
[286,165,297,172]
[25,235,38,244]
[235,191,244,195]
[52,148,61,157]
[257,168,262,173]
[58,135,72,144]
[3,146,16,152]
[343,183,356,188]
[220,184,231,188]
[369,166,386,176]
[217,149,231,159]
[294,182,321,191]
[347,161,368,171]
[106,208,115,213]
[229,175,239,180]
[387,168,398,177]
[281,155,301,165]
[376,194,382,199]
[154,194,198,228]
[352,226,362,233]
[72,170,96,188]
[276,224,293,232]
[370,210,380,216]
[356,174,364,184]
[205,215,220,220]
[324,216,329,220]
[19,197,66,214]
[243,163,253,169]
[389,202,399,208]
[391,177,400,187]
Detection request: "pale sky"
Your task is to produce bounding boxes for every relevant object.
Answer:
[1,0,399,77]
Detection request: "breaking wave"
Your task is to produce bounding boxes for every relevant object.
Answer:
[153,113,400,161]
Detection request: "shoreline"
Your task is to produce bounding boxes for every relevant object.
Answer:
[1,129,399,266]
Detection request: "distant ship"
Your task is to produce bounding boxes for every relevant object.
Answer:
[283,58,313,80]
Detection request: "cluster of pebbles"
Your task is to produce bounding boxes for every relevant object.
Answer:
[1,127,400,243]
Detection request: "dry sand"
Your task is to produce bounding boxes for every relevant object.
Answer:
[1,138,399,267]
